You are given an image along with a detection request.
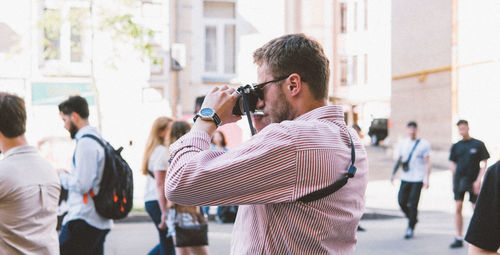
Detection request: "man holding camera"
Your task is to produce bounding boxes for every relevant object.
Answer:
[391,121,432,239]
[165,34,368,254]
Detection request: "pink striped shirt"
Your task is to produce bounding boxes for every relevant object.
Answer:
[166,105,368,254]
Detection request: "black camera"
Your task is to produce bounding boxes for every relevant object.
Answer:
[232,84,262,116]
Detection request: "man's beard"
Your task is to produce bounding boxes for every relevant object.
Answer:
[269,90,294,124]
[69,121,78,139]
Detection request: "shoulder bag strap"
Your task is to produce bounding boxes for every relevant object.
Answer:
[298,133,357,203]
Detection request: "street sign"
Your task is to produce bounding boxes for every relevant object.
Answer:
[32,82,95,105]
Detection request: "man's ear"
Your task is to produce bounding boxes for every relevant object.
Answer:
[70,112,80,123]
[287,73,302,97]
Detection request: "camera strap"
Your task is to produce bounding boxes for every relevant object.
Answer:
[298,133,357,203]
[241,91,257,136]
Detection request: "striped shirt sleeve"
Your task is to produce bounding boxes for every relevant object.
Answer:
[165,124,297,206]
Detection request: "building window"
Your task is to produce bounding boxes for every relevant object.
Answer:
[205,26,217,72]
[352,55,358,85]
[39,2,89,67]
[69,8,87,62]
[41,9,61,60]
[340,3,347,33]
[364,0,368,30]
[364,53,368,84]
[203,1,236,78]
[354,2,358,31]
[340,56,348,86]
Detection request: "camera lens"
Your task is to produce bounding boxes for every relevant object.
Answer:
[232,86,259,115]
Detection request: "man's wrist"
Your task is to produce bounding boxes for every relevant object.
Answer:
[193,118,217,136]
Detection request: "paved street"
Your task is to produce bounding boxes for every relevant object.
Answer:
[106,211,471,255]
[104,222,234,255]
[105,145,476,254]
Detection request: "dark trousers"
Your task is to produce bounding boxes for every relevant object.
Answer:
[398,181,423,229]
[145,200,175,255]
[59,219,110,255]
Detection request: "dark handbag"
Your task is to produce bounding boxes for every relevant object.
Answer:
[173,206,208,247]
[174,222,208,247]
[401,161,409,171]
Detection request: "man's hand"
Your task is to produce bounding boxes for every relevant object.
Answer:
[193,86,242,135]
[473,180,481,195]
[423,179,430,189]
[200,86,242,125]
[158,213,167,230]
[390,175,395,186]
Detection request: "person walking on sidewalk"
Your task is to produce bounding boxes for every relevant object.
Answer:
[449,119,490,248]
[166,121,209,255]
[391,121,432,239]
[165,34,368,254]
[142,116,175,255]
[58,96,112,255]
[0,92,61,254]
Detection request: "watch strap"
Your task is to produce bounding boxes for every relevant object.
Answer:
[193,110,222,127]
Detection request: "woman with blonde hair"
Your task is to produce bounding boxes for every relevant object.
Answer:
[142,116,175,255]
[166,121,209,255]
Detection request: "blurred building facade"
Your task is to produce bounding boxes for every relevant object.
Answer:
[285,0,391,136]
[391,0,500,163]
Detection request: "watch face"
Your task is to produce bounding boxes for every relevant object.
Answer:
[200,108,215,117]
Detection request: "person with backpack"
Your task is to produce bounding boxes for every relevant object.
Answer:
[141,116,175,255]
[391,121,432,239]
[58,95,112,255]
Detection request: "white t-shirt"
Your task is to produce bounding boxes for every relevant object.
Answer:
[397,138,431,182]
[144,145,168,202]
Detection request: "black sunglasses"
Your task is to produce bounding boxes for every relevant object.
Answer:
[252,75,290,100]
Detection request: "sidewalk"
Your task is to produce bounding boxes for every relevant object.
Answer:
[365,170,474,218]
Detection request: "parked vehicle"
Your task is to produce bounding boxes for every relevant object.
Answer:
[368,118,388,145]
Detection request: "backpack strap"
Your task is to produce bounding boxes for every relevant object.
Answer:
[297,133,357,203]
[80,134,105,148]
[77,134,105,204]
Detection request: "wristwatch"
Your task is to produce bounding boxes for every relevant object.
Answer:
[193,107,222,127]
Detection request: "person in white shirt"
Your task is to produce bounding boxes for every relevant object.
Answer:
[58,95,112,255]
[0,92,60,255]
[142,116,175,255]
[391,121,432,239]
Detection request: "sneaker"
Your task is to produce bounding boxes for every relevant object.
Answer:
[357,225,366,232]
[449,239,463,248]
[404,227,414,239]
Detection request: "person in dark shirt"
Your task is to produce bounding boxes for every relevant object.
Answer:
[449,120,490,248]
[465,160,500,254]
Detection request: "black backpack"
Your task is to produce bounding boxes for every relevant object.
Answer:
[218,206,238,223]
[80,134,134,220]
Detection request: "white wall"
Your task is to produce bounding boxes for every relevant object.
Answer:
[456,0,500,162]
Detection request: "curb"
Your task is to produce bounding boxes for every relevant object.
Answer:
[118,209,402,223]
[361,208,403,220]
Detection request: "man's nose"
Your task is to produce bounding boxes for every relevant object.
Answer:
[256,97,265,110]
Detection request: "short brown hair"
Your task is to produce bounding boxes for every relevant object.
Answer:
[0,93,26,138]
[253,33,330,99]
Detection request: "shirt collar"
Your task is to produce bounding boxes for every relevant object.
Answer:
[2,145,37,159]
[295,105,345,122]
[74,125,97,140]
